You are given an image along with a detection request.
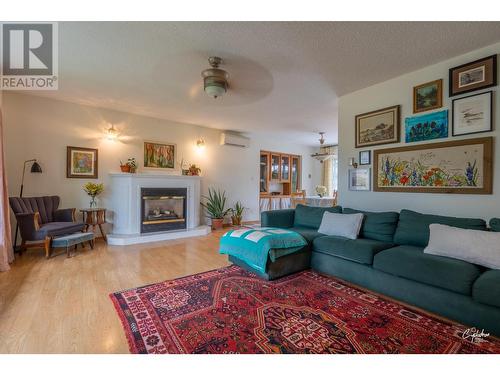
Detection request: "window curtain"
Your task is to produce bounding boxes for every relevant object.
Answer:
[0,108,13,272]
[320,146,337,197]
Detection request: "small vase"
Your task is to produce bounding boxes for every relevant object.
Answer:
[90,197,97,208]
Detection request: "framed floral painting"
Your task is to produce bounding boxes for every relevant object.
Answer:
[67,146,98,179]
[373,137,492,194]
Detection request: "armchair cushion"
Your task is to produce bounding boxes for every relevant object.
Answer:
[33,222,85,241]
[15,212,40,240]
[54,208,76,222]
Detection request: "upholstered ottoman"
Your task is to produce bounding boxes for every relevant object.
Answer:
[51,232,95,258]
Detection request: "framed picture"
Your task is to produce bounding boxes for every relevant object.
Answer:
[449,55,497,97]
[373,137,492,194]
[144,141,177,170]
[413,79,442,113]
[67,146,98,179]
[359,150,371,165]
[404,110,448,143]
[355,105,400,148]
[452,91,493,136]
[348,168,371,191]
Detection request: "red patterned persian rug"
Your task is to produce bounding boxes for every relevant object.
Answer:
[110,265,500,354]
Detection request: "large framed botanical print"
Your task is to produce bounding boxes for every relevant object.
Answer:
[67,146,98,179]
[373,137,492,194]
[144,141,177,170]
[449,55,497,97]
[355,105,400,148]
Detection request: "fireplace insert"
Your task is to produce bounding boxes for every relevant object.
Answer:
[141,188,187,233]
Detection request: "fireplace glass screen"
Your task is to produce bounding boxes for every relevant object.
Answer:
[141,188,187,233]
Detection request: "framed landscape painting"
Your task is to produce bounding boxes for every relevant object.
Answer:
[449,55,497,97]
[144,141,177,170]
[67,146,98,178]
[452,91,493,136]
[404,110,448,143]
[373,137,492,194]
[413,79,442,113]
[355,105,400,148]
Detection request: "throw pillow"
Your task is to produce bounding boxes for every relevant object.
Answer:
[424,224,500,269]
[318,212,364,240]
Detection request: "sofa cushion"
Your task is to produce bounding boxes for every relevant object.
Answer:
[290,226,326,243]
[472,270,500,308]
[490,218,500,232]
[293,204,342,229]
[373,245,483,295]
[35,222,85,240]
[393,209,487,247]
[313,236,395,265]
[318,212,364,239]
[343,208,399,242]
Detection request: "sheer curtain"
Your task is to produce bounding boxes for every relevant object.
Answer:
[320,146,338,197]
[0,108,13,272]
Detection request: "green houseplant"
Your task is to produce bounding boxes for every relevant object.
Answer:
[231,201,245,226]
[200,188,231,230]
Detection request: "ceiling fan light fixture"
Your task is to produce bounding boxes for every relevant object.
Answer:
[201,57,229,99]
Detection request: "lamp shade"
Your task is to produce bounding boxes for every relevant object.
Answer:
[30,161,42,173]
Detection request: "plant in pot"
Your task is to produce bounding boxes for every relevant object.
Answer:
[230,201,245,226]
[200,188,231,230]
[120,158,137,173]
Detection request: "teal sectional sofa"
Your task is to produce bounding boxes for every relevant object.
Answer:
[256,204,500,336]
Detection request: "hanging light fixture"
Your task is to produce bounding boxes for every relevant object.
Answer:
[106,124,118,141]
[201,56,229,99]
[196,137,206,149]
[311,132,335,163]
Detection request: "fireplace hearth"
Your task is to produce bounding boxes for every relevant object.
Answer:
[141,188,187,233]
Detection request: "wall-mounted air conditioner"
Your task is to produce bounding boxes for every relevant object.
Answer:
[220,132,250,148]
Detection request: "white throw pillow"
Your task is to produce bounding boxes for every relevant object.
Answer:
[318,212,364,240]
[424,224,500,269]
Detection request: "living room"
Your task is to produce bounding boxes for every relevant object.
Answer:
[1,1,500,373]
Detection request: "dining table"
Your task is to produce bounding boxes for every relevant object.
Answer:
[305,196,336,207]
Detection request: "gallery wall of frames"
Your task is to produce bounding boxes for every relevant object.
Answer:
[338,42,500,220]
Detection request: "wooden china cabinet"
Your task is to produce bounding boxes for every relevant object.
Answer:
[260,150,301,212]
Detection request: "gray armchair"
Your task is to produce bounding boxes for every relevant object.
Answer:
[9,196,85,258]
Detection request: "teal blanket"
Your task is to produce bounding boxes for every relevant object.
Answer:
[219,227,307,272]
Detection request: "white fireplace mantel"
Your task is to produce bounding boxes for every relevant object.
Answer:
[107,172,209,245]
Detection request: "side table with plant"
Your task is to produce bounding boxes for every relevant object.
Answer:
[200,188,231,230]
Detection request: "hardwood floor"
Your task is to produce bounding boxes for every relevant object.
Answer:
[0,230,230,354]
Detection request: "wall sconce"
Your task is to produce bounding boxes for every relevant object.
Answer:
[349,157,358,169]
[196,138,206,150]
[106,124,119,141]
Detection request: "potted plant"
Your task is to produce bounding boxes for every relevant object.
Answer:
[200,188,231,230]
[230,201,245,226]
[188,164,201,176]
[120,160,130,173]
[126,158,137,173]
[83,182,104,208]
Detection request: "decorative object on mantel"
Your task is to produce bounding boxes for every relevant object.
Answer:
[449,54,497,97]
[144,141,176,170]
[83,182,104,208]
[201,188,231,230]
[67,146,98,178]
[201,56,229,99]
[413,79,443,113]
[120,158,137,173]
[404,110,448,143]
[230,201,246,226]
[373,137,493,194]
[187,164,201,176]
[452,91,493,136]
[12,159,42,251]
[355,105,400,148]
[315,185,327,198]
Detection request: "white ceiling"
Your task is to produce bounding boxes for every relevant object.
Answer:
[29,22,500,145]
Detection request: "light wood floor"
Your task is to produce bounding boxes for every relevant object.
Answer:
[0,230,230,354]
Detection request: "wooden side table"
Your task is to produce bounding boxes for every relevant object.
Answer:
[80,208,107,242]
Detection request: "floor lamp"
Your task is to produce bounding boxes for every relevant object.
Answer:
[13,159,42,251]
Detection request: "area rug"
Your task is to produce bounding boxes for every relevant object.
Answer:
[110,265,500,354]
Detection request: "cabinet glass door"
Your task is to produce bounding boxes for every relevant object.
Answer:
[260,152,269,194]
[280,155,290,182]
[291,156,301,192]
[270,154,280,180]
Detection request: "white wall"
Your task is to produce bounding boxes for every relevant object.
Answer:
[338,42,500,221]
[3,93,319,230]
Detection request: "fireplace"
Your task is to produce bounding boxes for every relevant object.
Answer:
[141,188,187,233]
